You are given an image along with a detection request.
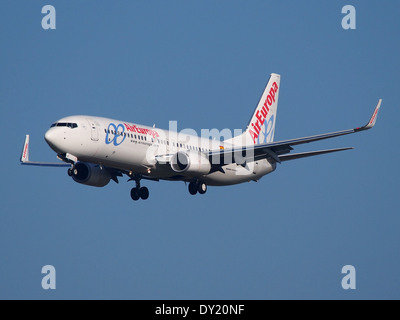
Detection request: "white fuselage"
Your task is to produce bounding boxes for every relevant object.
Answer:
[44,115,276,186]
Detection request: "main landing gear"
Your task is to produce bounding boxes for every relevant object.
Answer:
[129,175,149,201]
[188,181,207,196]
[131,186,149,201]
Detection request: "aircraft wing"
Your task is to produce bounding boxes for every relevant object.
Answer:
[278,147,354,162]
[20,135,71,167]
[209,99,381,165]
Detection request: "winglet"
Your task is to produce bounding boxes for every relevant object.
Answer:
[355,99,382,132]
[365,99,382,129]
[21,135,30,163]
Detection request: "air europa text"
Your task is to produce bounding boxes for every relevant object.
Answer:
[248,81,279,143]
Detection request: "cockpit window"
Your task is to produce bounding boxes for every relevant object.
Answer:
[50,122,78,128]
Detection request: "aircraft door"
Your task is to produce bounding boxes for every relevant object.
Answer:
[87,118,99,141]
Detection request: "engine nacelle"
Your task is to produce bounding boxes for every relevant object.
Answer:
[72,162,111,187]
[171,151,211,176]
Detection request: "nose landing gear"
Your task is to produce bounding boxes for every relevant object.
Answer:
[67,164,77,177]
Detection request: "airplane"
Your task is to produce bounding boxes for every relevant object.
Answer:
[20,73,381,201]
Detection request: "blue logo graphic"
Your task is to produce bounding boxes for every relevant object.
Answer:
[257,115,275,144]
[106,123,126,146]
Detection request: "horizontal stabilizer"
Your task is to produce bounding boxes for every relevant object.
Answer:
[278,147,353,162]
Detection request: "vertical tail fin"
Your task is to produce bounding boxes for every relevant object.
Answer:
[226,73,281,147]
[246,73,280,144]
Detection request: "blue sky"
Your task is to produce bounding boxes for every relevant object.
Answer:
[1,1,399,300]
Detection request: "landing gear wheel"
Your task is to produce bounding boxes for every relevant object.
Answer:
[67,168,73,177]
[129,174,150,201]
[139,187,149,200]
[198,183,207,195]
[188,182,198,195]
[130,187,140,201]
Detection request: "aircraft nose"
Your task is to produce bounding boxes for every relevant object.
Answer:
[44,128,62,152]
[44,129,54,145]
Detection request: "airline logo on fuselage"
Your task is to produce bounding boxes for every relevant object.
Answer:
[249,81,279,144]
[105,122,160,146]
[106,123,126,146]
[124,123,159,138]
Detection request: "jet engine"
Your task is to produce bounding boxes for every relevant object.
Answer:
[71,162,111,187]
[171,151,211,176]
